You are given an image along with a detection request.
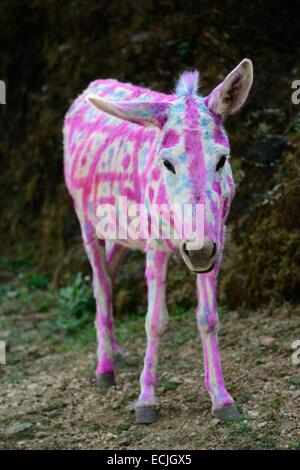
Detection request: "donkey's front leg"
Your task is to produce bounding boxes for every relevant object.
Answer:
[135,250,169,424]
[196,272,239,420]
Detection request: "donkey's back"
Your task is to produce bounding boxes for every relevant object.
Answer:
[63,79,171,234]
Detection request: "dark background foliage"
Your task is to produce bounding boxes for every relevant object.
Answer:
[0,0,299,309]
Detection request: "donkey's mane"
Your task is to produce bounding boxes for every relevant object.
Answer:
[175,70,199,97]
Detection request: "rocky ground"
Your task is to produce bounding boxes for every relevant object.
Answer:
[0,271,300,450]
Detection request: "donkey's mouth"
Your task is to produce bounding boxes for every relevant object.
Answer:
[180,240,216,274]
[191,263,215,274]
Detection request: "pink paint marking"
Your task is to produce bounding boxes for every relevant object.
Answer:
[161,129,180,148]
[64,62,252,414]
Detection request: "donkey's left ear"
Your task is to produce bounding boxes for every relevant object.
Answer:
[204,59,253,117]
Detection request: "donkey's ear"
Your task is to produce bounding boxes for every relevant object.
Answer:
[204,59,253,117]
[86,94,170,128]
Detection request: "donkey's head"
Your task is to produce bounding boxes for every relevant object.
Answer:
[87,59,253,273]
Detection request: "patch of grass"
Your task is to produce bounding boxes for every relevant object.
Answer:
[37,295,55,313]
[58,273,95,317]
[26,273,49,289]
[0,253,35,272]
[264,395,283,411]
[173,296,192,315]
[0,283,19,302]
[218,305,230,318]
[0,272,98,365]
[3,370,27,384]
[284,376,300,387]
[185,392,197,402]
[37,273,97,348]
[117,315,144,343]
[254,359,265,366]
[88,423,104,432]
[161,380,179,392]
[257,437,276,449]
[236,421,255,436]
[271,344,280,353]
[291,441,300,450]
[173,323,194,346]
[238,391,253,403]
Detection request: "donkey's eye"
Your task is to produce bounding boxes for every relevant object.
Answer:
[216,155,227,172]
[163,160,176,174]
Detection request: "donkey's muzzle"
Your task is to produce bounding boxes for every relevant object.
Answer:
[180,238,216,273]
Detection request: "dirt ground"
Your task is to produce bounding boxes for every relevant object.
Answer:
[1,282,300,451]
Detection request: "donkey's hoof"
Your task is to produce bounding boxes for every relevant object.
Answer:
[96,371,116,389]
[212,403,239,421]
[135,405,157,424]
[113,352,126,368]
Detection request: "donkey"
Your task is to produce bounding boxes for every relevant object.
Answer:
[63,59,253,423]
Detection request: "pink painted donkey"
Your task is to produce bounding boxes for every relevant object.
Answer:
[63,59,253,423]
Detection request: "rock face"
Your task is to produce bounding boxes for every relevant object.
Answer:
[233,135,288,219]
[220,130,300,309]
[246,135,287,165]
[0,1,299,310]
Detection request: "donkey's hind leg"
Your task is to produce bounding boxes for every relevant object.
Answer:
[106,241,129,282]
[83,237,116,389]
[105,241,129,367]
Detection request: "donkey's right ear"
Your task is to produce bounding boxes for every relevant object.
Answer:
[86,94,170,128]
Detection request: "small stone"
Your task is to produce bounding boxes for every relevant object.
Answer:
[5,422,34,437]
[131,31,149,43]
[257,421,268,428]
[17,440,28,446]
[124,402,136,412]
[260,336,276,347]
[248,410,259,418]
[211,418,220,426]
[120,436,131,446]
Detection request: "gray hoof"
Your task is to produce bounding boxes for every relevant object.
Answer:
[113,352,126,368]
[212,403,239,420]
[135,405,157,424]
[96,371,116,389]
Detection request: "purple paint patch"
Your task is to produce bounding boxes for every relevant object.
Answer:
[152,168,160,180]
[149,186,154,202]
[122,153,131,170]
[213,118,229,148]
[96,352,114,374]
[213,180,222,196]
[161,129,180,148]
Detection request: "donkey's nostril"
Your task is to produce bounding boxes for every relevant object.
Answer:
[211,243,217,257]
[182,242,190,258]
